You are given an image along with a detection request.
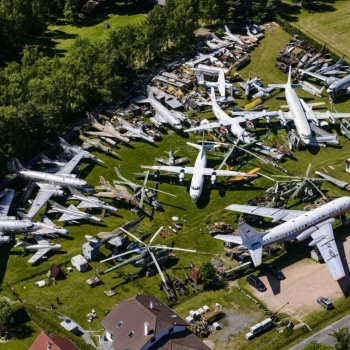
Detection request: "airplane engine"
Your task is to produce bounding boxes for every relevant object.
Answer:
[211,172,217,184]
[179,169,185,183]
[295,227,316,242]
[0,236,10,245]
[320,120,329,129]
[52,190,65,197]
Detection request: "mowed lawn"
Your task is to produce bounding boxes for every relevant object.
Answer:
[292,0,350,58]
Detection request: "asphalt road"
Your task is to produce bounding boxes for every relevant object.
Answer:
[289,313,350,349]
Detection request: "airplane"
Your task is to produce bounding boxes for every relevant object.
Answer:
[85,116,130,143]
[299,68,350,97]
[214,196,350,281]
[114,117,156,144]
[36,154,66,168]
[269,66,350,146]
[78,133,121,159]
[59,137,104,164]
[223,25,252,49]
[47,200,102,223]
[68,187,118,213]
[156,150,189,166]
[9,151,89,219]
[238,74,260,99]
[15,235,62,263]
[246,25,261,42]
[316,55,348,76]
[141,142,257,202]
[185,88,277,143]
[114,168,176,210]
[147,86,183,130]
[250,80,275,100]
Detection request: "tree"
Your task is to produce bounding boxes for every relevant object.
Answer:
[64,0,79,23]
[0,300,12,326]
[331,327,350,350]
[147,5,167,60]
[198,262,217,288]
[302,341,333,350]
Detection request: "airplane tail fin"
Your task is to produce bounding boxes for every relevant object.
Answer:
[8,158,25,173]
[217,70,226,97]
[237,222,264,266]
[224,25,231,34]
[59,137,71,148]
[14,238,30,248]
[147,85,154,98]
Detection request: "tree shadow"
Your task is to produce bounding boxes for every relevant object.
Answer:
[12,323,37,340]
[304,0,336,13]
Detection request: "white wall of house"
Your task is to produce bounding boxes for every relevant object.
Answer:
[143,325,187,350]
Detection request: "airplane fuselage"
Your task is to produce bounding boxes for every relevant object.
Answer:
[148,97,182,130]
[189,149,207,202]
[285,83,312,144]
[70,194,118,212]
[19,170,88,188]
[53,207,102,222]
[0,219,34,234]
[25,243,62,251]
[261,197,350,246]
[328,74,350,96]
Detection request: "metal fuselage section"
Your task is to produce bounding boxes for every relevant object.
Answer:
[25,243,62,251]
[70,194,118,212]
[148,97,182,130]
[0,219,34,234]
[262,197,350,246]
[285,84,312,144]
[189,148,207,202]
[19,170,87,188]
[213,102,254,143]
[328,75,350,96]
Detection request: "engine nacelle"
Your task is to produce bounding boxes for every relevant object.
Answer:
[320,120,329,129]
[179,170,185,182]
[211,172,217,184]
[295,226,317,242]
[51,190,65,197]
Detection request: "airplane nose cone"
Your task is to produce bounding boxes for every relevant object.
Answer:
[191,195,198,202]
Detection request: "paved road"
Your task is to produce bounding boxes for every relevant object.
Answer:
[289,313,350,349]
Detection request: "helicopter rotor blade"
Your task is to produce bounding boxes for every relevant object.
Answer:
[100,249,140,263]
[149,226,164,245]
[120,227,145,246]
[149,251,167,285]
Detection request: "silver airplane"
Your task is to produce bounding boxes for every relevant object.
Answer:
[68,187,118,213]
[15,235,62,263]
[156,150,189,166]
[215,196,350,281]
[115,117,156,144]
[47,200,102,223]
[59,137,104,164]
[9,151,88,219]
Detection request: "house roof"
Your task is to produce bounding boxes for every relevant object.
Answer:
[148,329,212,350]
[29,331,80,350]
[101,294,189,350]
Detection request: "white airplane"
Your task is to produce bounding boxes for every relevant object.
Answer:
[269,66,350,146]
[68,187,118,213]
[47,200,102,223]
[316,55,348,76]
[147,86,182,130]
[115,117,155,144]
[214,196,350,281]
[10,152,88,219]
[141,142,256,202]
[59,137,104,164]
[15,235,62,263]
[223,25,252,49]
[185,88,276,143]
[299,68,350,97]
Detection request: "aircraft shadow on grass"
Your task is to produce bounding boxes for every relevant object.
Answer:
[0,244,11,285]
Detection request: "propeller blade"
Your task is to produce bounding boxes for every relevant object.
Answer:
[144,186,177,197]
[257,172,278,183]
[100,249,140,263]
[149,251,167,284]
[143,170,150,187]
[139,187,146,208]
[149,226,164,245]
[120,227,145,246]
[305,163,312,177]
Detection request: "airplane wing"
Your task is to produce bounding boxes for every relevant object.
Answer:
[232,112,280,123]
[0,189,15,217]
[201,168,257,177]
[142,165,194,174]
[85,131,115,138]
[299,70,329,82]
[77,201,99,209]
[28,248,51,263]
[27,186,55,218]
[94,191,117,198]
[310,222,345,281]
[225,204,305,222]
[214,234,243,245]
[313,111,350,120]
[58,204,82,221]
[33,235,49,244]
[185,121,231,133]
[56,151,85,175]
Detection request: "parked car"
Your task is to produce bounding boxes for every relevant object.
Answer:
[317,297,334,310]
[267,265,286,280]
[246,274,267,292]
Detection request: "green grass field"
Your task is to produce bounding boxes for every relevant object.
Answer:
[3,21,350,349]
[285,0,350,58]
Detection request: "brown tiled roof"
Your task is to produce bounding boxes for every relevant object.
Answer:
[101,294,189,350]
[148,330,212,350]
[29,331,80,350]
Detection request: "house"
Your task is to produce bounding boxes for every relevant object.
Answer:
[101,294,211,350]
[29,330,80,350]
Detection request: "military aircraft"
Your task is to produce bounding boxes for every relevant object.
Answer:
[114,117,156,144]
[223,25,252,49]
[94,176,141,209]
[316,55,348,76]
[68,187,118,213]
[269,66,350,146]
[47,200,102,223]
[114,168,176,210]
[36,154,66,169]
[147,86,183,130]
[15,235,62,263]
[78,133,121,159]
[59,137,104,164]
[142,142,257,202]
[9,151,88,219]
[215,196,350,281]
[155,150,189,166]
[85,116,130,144]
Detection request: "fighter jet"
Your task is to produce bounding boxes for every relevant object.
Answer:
[15,235,62,263]
[59,137,104,164]
[156,150,189,166]
[47,200,102,223]
[9,151,88,219]
[78,133,121,158]
[68,187,118,213]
